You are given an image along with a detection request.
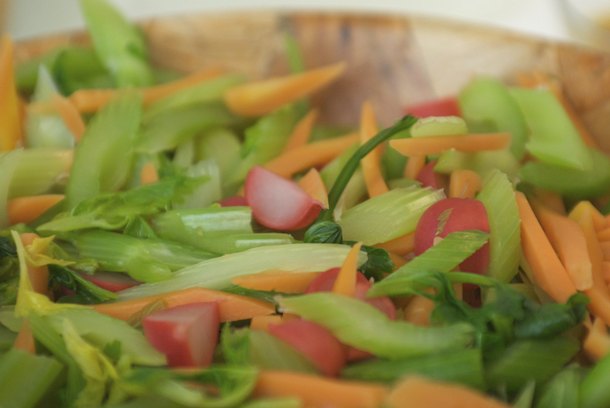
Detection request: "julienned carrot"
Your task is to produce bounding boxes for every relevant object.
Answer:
[13,321,35,354]
[250,315,283,331]
[298,168,329,208]
[390,132,511,156]
[94,287,274,322]
[231,270,319,293]
[332,242,363,297]
[360,102,389,197]
[283,109,319,152]
[224,62,346,117]
[386,376,509,408]
[404,155,425,180]
[583,317,610,361]
[0,35,22,151]
[602,262,610,283]
[140,162,159,185]
[598,227,610,242]
[449,169,481,199]
[387,252,407,268]
[532,200,593,291]
[516,192,577,303]
[571,201,607,231]
[254,370,388,408]
[51,94,86,140]
[374,232,415,256]
[403,295,434,327]
[533,188,566,215]
[8,194,64,225]
[69,67,224,113]
[264,133,359,178]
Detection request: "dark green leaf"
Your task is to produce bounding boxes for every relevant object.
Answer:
[304,220,342,244]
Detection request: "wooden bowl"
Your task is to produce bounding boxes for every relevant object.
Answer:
[14,12,610,150]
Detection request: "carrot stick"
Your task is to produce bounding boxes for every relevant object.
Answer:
[449,169,481,199]
[390,132,511,156]
[386,376,509,408]
[224,62,346,117]
[598,227,610,242]
[516,192,577,303]
[602,262,610,283]
[532,200,593,291]
[94,287,274,322]
[264,132,359,178]
[404,155,425,180]
[0,35,22,151]
[374,232,415,256]
[583,317,610,361]
[387,251,407,268]
[403,295,434,326]
[8,194,64,225]
[601,242,610,260]
[533,188,566,215]
[69,67,224,113]
[571,201,607,231]
[283,109,319,152]
[51,94,86,141]
[13,321,36,354]
[231,270,319,293]
[297,168,329,208]
[250,315,284,331]
[360,102,389,197]
[254,370,388,408]
[140,162,159,185]
[333,242,363,297]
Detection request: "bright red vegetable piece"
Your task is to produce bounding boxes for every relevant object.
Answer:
[142,302,220,368]
[416,160,446,189]
[219,195,249,207]
[406,97,461,118]
[79,271,139,292]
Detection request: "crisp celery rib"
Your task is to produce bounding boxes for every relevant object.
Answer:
[249,330,317,374]
[0,149,22,227]
[9,148,72,198]
[580,350,610,408]
[410,116,468,137]
[118,243,365,299]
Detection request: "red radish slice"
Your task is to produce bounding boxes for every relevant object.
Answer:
[268,319,347,377]
[414,197,490,275]
[416,160,446,189]
[79,271,139,292]
[219,195,248,207]
[406,97,461,118]
[245,166,323,231]
[142,302,219,368]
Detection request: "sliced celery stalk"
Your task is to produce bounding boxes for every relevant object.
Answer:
[118,243,365,299]
[320,146,367,213]
[174,160,222,209]
[0,149,22,227]
[80,0,153,87]
[519,148,610,200]
[15,48,62,94]
[342,348,484,389]
[53,45,114,93]
[198,233,294,254]
[279,293,474,359]
[241,398,302,408]
[382,144,407,180]
[138,103,237,154]
[410,116,467,138]
[434,149,520,179]
[66,93,142,209]
[458,76,528,159]
[512,381,536,408]
[536,366,582,408]
[338,186,444,245]
[0,348,63,408]
[195,128,242,195]
[580,350,610,408]
[368,230,488,297]
[249,330,317,374]
[477,170,521,282]
[511,87,592,171]
[485,336,579,392]
[9,148,72,198]
[152,206,253,238]
[67,230,214,282]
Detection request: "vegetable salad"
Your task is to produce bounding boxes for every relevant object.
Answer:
[1,0,610,407]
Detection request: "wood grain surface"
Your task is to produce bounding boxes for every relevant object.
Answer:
[14,12,610,149]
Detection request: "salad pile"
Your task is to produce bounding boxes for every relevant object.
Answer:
[2,0,610,407]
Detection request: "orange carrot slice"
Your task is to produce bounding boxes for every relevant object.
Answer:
[386,376,509,408]
[0,36,22,151]
[390,132,511,156]
[140,162,159,185]
[94,287,274,322]
[449,169,481,199]
[332,242,363,297]
[584,317,610,361]
[375,232,415,256]
[533,188,566,215]
[360,102,388,197]
[8,194,64,225]
[387,251,407,268]
[571,201,607,231]
[13,321,36,354]
[601,242,610,260]
[404,155,426,180]
[20,233,50,296]
[254,370,388,408]
[224,62,346,116]
[231,270,319,293]
[516,192,577,303]
[297,168,329,208]
[283,109,319,152]
[51,94,86,141]
[264,132,358,178]
[403,296,434,327]
[250,315,284,331]
[602,262,610,283]
[598,227,610,242]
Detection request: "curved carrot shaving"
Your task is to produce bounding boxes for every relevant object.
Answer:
[386,376,509,408]
[283,109,319,152]
[94,287,274,322]
[375,232,415,256]
[14,321,35,354]
[69,67,224,113]
[231,270,319,293]
[254,370,388,408]
[8,194,64,225]
[224,62,346,117]
[571,201,607,231]
[403,295,434,326]
[264,132,359,178]
[404,155,425,179]
[360,102,388,197]
[584,317,610,361]
[297,168,329,208]
[250,315,283,331]
[332,242,363,297]
[516,192,577,303]
[51,94,85,141]
[390,132,510,156]
[140,162,159,185]
[0,35,22,151]
[449,169,481,199]
[532,200,593,291]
